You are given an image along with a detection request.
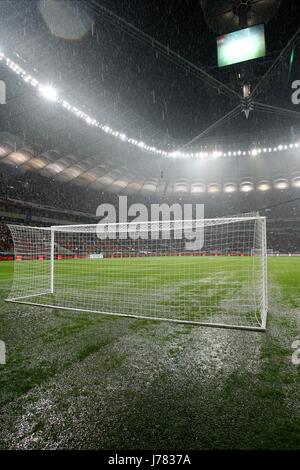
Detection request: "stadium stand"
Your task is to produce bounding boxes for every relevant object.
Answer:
[0,162,299,254]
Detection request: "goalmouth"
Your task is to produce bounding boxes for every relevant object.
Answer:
[6,218,268,331]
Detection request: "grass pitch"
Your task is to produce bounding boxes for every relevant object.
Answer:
[9,256,265,328]
[0,257,299,449]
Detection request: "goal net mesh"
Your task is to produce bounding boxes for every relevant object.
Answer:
[7,218,267,330]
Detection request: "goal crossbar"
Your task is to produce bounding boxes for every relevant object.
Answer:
[49,216,266,232]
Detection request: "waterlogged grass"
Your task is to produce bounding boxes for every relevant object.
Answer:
[8,256,262,326]
[0,257,299,449]
[268,257,300,308]
[0,310,118,407]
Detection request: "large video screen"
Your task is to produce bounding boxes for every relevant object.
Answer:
[217,24,266,67]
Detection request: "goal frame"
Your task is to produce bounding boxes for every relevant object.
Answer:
[6,217,268,332]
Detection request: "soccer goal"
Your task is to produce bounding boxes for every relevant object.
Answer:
[6,217,268,331]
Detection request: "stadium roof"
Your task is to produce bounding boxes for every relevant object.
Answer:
[1,131,299,196]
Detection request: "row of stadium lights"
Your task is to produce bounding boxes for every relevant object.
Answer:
[1,52,300,160]
[203,179,300,194]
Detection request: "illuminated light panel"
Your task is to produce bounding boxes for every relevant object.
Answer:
[142,180,158,192]
[274,179,289,190]
[0,143,14,158]
[292,177,300,188]
[175,185,189,193]
[240,182,254,193]
[2,51,300,160]
[208,183,221,194]
[224,183,237,193]
[27,158,51,169]
[257,181,271,192]
[191,183,206,193]
[6,151,31,165]
[174,180,189,192]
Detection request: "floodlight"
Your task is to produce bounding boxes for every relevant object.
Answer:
[292,177,300,188]
[39,85,58,102]
[274,179,289,190]
[224,183,237,193]
[240,182,254,193]
[257,181,271,192]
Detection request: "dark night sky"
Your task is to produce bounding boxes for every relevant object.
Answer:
[0,0,300,154]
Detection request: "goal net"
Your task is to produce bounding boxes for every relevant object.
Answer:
[6,217,268,331]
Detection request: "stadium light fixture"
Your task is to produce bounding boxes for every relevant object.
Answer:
[257,181,271,192]
[191,183,206,193]
[240,182,254,193]
[38,84,58,102]
[208,183,221,193]
[274,179,289,190]
[2,51,300,161]
[292,177,300,188]
[224,183,237,193]
[212,150,223,158]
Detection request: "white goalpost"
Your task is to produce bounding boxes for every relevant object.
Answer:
[6,217,268,331]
